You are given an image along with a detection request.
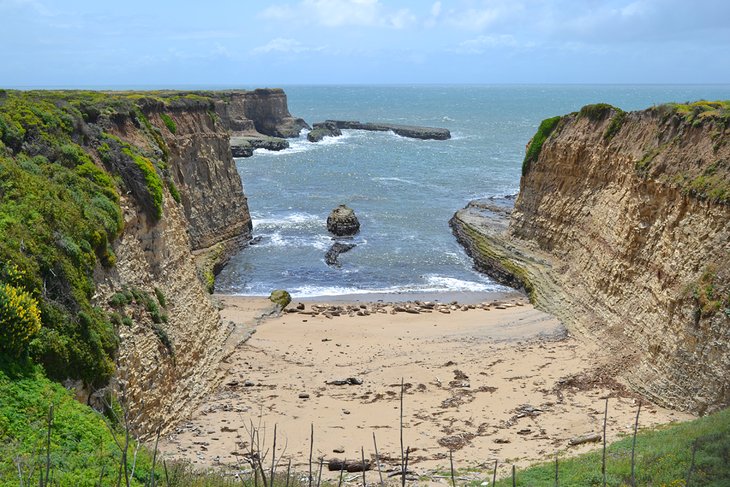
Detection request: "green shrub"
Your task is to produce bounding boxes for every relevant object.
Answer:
[604,109,627,141]
[160,113,177,134]
[168,178,181,203]
[122,147,164,220]
[522,116,562,176]
[154,287,166,308]
[152,323,173,355]
[579,103,617,121]
[108,291,131,308]
[0,283,42,356]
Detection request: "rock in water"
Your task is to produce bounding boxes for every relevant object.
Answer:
[327,205,360,236]
[269,289,292,309]
[325,242,356,267]
[307,121,342,142]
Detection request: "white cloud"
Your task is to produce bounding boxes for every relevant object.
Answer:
[251,38,325,55]
[258,0,415,29]
[456,34,522,53]
[167,30,241,41]
[431,1,442,18]
[446,7,501,30]
[0,0,53,16]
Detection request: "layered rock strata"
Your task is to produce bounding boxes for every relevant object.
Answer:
[93,90,304,434]
[451,104,730,414]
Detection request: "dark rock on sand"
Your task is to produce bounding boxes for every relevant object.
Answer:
[269,289,292,309]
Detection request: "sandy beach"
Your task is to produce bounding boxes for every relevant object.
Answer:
[158,293,692,482]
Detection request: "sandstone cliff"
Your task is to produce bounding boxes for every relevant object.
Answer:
[214,88,309,138]
[93,90,302,433]
[451,102,729,414]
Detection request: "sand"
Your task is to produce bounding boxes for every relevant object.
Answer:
[158,293,692,483]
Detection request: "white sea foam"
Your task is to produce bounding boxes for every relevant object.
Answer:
[252,212,323,229]
[251,131,353,157]
[257,232,332,251]
[372,176,421,186]
[424,275,495,292]
[284,276,500,297]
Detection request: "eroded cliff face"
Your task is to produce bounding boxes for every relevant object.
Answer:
[92,90,304,433]
[452,104,729,414]
[214,88,309,138]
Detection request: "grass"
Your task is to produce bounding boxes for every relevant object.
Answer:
[493,407,730,486]
[0,356,307,486]
[522,116,562,176]
[160,113,177,134]
[687,266,730,320]
[0,356,158,486]
[659,100,730,125]
[604,109,627,141]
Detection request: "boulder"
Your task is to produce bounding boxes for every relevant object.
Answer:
[269,289,292,309]
[327,205,360,236]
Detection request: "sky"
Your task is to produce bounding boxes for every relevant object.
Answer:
[1,0,729,87]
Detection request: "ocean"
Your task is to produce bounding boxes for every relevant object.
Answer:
[215,85,730,297]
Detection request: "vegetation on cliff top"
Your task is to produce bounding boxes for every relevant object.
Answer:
[634,100,730,205]
[659,100,730,125]
[0,90,194,387]
[522,115,562,176]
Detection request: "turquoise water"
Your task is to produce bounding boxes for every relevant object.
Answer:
[215,85,730,297]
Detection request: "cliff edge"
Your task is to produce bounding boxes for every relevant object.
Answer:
[0,88,302,434]
[451,102,730,414]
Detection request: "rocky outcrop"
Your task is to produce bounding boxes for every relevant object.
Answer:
[230,135,289,157]
[327,205,360,236]
[451,103,730,414]
[214,88,309,138]
[323,120,450,140]
[307,121,342,142]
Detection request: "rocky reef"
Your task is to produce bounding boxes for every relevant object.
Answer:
[451,102,730,414]
[312,120,451,140]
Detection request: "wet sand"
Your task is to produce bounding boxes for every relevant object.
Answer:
[158,293,692,483]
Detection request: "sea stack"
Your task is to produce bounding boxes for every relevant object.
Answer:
[327,205,360,236]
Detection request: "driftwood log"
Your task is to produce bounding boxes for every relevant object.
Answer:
[328,458,371,472]
[568,433,602,446]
